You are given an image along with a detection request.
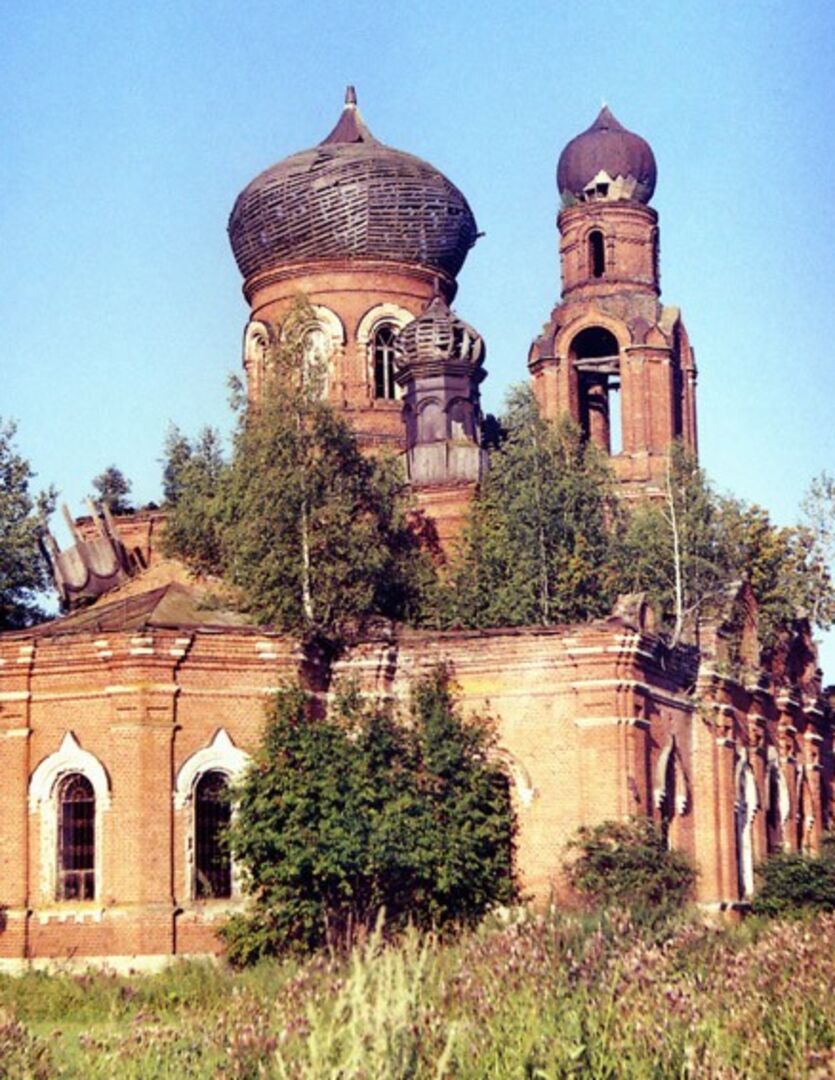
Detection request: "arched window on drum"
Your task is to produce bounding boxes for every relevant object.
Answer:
[373,323,399,400]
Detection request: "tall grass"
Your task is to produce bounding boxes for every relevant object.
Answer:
[2,911,835,1077]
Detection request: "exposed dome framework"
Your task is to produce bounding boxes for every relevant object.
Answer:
[395,295,485,378]
[229,88,479,281]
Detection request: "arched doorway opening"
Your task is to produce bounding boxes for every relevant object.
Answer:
[570,327,621,454]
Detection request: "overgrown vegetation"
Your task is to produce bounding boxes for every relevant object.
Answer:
[0,418,55,630]
[614,445,835,652]
[4,912,835,1077]
[162,300,433,648]
[162,353,835,660]
[566,817,696,927]
[90,465,133,515]
[442,386,618,628]
[222,668,517,964]
[754,846,835,917]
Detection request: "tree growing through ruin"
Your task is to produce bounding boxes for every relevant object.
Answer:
[801,471,835,628]
[615,444,835,651]
[163,299,435,647]
[90,465,133,515]
[440,385,619,628]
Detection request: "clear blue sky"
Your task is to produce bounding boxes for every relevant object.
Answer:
[3,1,834,665]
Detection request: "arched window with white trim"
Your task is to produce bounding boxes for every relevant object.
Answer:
[58,774,96,901]
[356,303,413,400]
[29,732,111,904]
[654,735,690,850]
[194,770,232,899]
[765,748,790,854]
[174,729,250,901]
[372,323,399,400]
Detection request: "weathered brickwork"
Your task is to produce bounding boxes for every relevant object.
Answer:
[3,98,826,971]
[1,608,829,968]
[530,108,698,499]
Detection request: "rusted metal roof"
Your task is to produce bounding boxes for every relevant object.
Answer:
[22,582,255,638]
[229,88,478,281]
[557,106,657,204]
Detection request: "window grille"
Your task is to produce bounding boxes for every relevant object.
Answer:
[195,771,232,899]
[58,774,95,900]
[373,324,398,400]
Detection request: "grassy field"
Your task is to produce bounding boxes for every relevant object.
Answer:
[2,910,835,1078]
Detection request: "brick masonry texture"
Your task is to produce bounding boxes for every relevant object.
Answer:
[2,101,828,967]
[0,614,829,964]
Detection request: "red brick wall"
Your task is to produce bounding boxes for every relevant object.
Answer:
[1,622,829,964]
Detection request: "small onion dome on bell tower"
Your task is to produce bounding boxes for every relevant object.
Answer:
[394,297,487,487]
[557,106,657,205]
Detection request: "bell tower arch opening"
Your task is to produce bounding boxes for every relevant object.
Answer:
[570,326,621,455]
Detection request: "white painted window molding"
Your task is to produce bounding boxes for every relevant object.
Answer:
[735,752,761,898]
[29,731,111,813]
[28,732,111,902]
[491,748,536,807]
[355,302,414,345]
[173,728,250,811]
[174,729,251,901]
[654,735,691,816]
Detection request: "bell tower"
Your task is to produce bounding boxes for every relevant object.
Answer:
[529,107,697,495]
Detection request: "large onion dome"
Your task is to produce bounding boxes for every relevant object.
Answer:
[229,88,479,281]
[395,296,485,377]
[557,106,657,204]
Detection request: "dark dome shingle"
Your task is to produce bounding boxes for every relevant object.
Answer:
[557,106,657,204]
[229,90,478,281]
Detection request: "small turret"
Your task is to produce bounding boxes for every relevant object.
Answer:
[395,296,486,486]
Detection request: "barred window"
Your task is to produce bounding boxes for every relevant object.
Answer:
[195,771,232,899]
[373,324,398,400]
[58,774,95,901]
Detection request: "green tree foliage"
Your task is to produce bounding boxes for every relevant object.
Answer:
[614,444,725,645]
[800,470,835,628]
[90,465,133,515]
[222,668,517,963]
[160,426,226,573]
[614,445,833,652]
[0,419,56,630]
[753,847,835,917]
[161,424,196,505]
[163,300,435,645]
[719,499,834,650]
[566,818,695,925]
[442,386,618,628]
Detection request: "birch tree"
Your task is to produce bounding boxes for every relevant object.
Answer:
[443,386,618,628]
[163,300,433,645]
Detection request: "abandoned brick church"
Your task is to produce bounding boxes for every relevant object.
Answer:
[0,91,829,968]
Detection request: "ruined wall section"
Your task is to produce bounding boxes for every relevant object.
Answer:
[0,620,830,967]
